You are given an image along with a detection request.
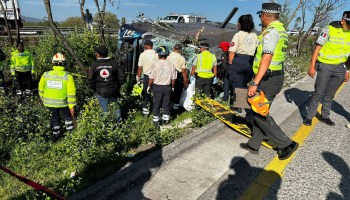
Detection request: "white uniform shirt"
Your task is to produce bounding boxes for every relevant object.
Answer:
[229,30,258,56]
[167,52,186,72]
[138,49,158,76]
[149,60,177,85]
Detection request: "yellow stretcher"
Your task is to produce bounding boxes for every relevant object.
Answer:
[195,98,273,149]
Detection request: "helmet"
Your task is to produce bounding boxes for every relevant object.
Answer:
[52,53,66,64]
[156,46,170,56]
[247,90,270,116]
[131,83,143,97]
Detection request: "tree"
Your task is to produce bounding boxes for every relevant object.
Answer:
[11,0,20,44]
[60,16,85,27]
[78,0,85,25]
[121,17,126,25]
[101,12,120,29]
[43,0,87,75]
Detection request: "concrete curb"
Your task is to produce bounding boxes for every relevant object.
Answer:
[70,120,226,200]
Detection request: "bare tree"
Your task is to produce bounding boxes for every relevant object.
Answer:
[284,0,305,29]
[43,0,87,75]
[94,0,106,45]
[0,0,13,45]
[78,0,85,24]
[296,0,344,54]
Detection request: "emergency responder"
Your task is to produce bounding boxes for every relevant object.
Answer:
[0,48,6,90]
[38,53,76,141]
[240,3,299,160]
[148,46,177,127]
[10,42,34,96]
[167,43,188,112]
[190,42,217,97]
[137,40,158,115]
[228,14,258,112]
[88,45,125,121]
[303,11,350,127]
[217,42,230,101]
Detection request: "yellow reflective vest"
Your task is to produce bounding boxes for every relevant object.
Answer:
[38,66,76,109]
[10,49,34,73]
[318,25,350,65]
[253,21,288,74]
[195,51,216,78]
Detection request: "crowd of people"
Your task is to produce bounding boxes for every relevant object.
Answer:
[0,2,349,160]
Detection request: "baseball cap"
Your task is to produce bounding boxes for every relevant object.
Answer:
[95,45,108,56]
[199,42,209,49]
[342,11,350,25]
[258,2,281,14]
[144,40,153,46]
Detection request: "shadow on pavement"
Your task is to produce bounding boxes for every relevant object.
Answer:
[323,152,350,200]
[216,156,281,200]
[331,100,350,123]
[284,88,313,118]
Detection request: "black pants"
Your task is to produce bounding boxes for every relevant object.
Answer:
[152,85,172,120]
[171,72,184,108]
[48,107,73,134]
[195,76,213,97]
[228,54,254,103]
[142,74,151,109]
[246,74,292,150]
[15,71,32,92]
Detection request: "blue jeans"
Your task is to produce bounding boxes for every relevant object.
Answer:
[97,95,121,122]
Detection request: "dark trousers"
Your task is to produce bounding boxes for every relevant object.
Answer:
[306,62,346,119]
[228,54,254,103]
[152,85,172,119]
[246,74,292,150]
[48,107,73,134]
[222,73,230,101]
[195,76,213,97]
[142,74,151,109]
[15,71,32,92]
[171,72,184,107]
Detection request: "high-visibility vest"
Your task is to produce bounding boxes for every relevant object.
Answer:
[10,49,34,73]
[253,21,288,74]
[195,51,216,78]
[38,66,76,109]
[318,25,350,65]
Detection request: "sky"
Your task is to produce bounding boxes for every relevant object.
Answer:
[19,0,350,30]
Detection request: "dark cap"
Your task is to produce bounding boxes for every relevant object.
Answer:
[260,2,281,14]
[85,9,89,12]
[144,40,153,46]
[95,45,108,56]
[342,11,350,25]
[174,44,182,50]
[199,42,209,49]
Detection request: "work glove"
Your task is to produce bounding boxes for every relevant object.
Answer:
[147,86,151,94]
[136,75,141,84]
[190,76,195,83]
[172,87,175,92]
[212,77,218,84]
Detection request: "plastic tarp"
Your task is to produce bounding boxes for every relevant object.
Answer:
[180,79,195,111]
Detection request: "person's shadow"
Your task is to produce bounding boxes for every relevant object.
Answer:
[330,100,350,123]
[217,157,281,200]
[323,152,350,200]
[284,88,313,119]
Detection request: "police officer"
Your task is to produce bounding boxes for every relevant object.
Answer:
[10,42,34,96]
[88,45,125,121]
[38,53,76,141]
[228,14,258,112]
[137,40,158,115]
[148,46,177,127]
[0,48,6,90]
[240,3,299,160]
[190,42,217,97]
[167,44,188,111]
[304,11,350,127]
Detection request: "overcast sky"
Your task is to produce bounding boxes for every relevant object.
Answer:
[19,0,350,30]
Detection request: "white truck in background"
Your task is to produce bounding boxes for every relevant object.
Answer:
[0,0,23,31]
[157,13,206,23]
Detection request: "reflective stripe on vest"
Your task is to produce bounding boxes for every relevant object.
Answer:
[253,21,288,74]
[196,51,215,78]
[318,25,350,64]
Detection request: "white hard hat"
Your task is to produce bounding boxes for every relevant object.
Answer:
[52,53,66,64]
